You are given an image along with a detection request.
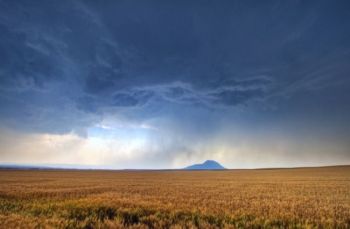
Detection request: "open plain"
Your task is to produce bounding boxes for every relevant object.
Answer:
[0,166,349,228]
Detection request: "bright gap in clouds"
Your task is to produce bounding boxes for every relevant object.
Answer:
[1,117,349,169]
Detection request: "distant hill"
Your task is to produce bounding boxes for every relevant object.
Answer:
[184,160,226,170]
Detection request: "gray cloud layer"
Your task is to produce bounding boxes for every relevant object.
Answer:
[0,0,349,167]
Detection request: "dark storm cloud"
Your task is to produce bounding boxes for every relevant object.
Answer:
[0,0,350,139]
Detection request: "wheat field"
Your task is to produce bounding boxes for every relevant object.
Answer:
[0,166,349,228]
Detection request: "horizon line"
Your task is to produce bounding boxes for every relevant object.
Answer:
[0,163,349,171]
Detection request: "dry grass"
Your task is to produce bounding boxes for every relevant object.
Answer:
[0,166,349,228]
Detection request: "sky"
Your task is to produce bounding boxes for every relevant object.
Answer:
[0,0,349,169]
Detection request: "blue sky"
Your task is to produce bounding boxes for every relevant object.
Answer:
[0,0,349,169]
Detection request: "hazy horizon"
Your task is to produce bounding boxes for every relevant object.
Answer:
[1,0,350,169]
[1,161,350,170]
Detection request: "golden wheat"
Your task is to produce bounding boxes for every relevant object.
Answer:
[0,166,349,228]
